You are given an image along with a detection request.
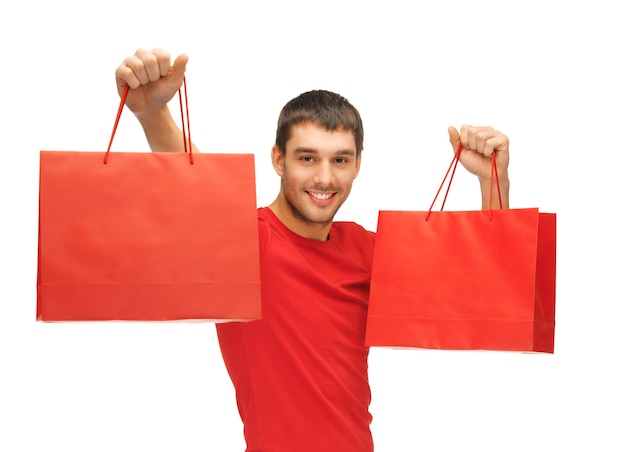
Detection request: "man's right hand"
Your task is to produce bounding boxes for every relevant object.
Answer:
[115,48,188,118]
[114,48,195,153]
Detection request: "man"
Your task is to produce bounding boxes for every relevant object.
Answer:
[115,48,510,451]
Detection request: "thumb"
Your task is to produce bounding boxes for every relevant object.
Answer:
[169,53,189,85]
[448,125,460,152]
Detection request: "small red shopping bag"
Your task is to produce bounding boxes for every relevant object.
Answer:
[365,145,556,352]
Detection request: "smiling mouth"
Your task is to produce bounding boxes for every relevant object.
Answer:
[308,191,335,201]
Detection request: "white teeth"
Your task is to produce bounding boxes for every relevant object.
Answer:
[311,192,332,200]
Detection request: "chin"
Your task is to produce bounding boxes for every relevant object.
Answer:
[305,206,341,224]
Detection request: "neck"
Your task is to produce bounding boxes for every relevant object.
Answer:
[268,198,332,241]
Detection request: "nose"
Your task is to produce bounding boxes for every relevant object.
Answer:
[313,161,334,187]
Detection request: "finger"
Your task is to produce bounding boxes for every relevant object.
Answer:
[120,53,151,86]
[171,53,189,79]
[469,126,494,151]
[483,133,509,157]
[150,48,174,77]
[448,125,460,151]
[474,127,495,155]
[134,48,165,83]
[462,125,500,153]
[115,64,140,91]
[459,124,473,150]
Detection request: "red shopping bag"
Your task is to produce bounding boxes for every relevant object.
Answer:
[37,80,262,322]
[365,146,556,352]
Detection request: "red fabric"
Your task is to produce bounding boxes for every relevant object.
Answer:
[217,207,375,451]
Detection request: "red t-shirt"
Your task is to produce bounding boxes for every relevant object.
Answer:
[216,207,375,451]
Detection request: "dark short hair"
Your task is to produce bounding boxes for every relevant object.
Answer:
[274,90,364,155]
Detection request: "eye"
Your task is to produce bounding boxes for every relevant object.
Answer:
[335,157,348,164]
[302,156,315,162]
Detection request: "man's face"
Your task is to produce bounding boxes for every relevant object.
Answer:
[271,122,361,240]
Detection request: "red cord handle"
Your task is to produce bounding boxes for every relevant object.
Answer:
[425,144,502,221]
[104,76,193,164]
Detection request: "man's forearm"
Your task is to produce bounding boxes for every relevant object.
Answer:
[136,105,187,153]
[480,175,510,210]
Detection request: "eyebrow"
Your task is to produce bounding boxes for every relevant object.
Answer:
[293,147,356,156]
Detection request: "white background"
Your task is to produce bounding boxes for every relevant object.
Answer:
[1,1,624,450]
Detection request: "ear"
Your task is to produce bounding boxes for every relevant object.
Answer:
[271,145,285,177]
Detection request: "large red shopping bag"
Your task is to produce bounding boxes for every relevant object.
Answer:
[365,146,556,352]
[37,80,262,322]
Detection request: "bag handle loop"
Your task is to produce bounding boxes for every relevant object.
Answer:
[425,143,502,221]
[104,76,193,164]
